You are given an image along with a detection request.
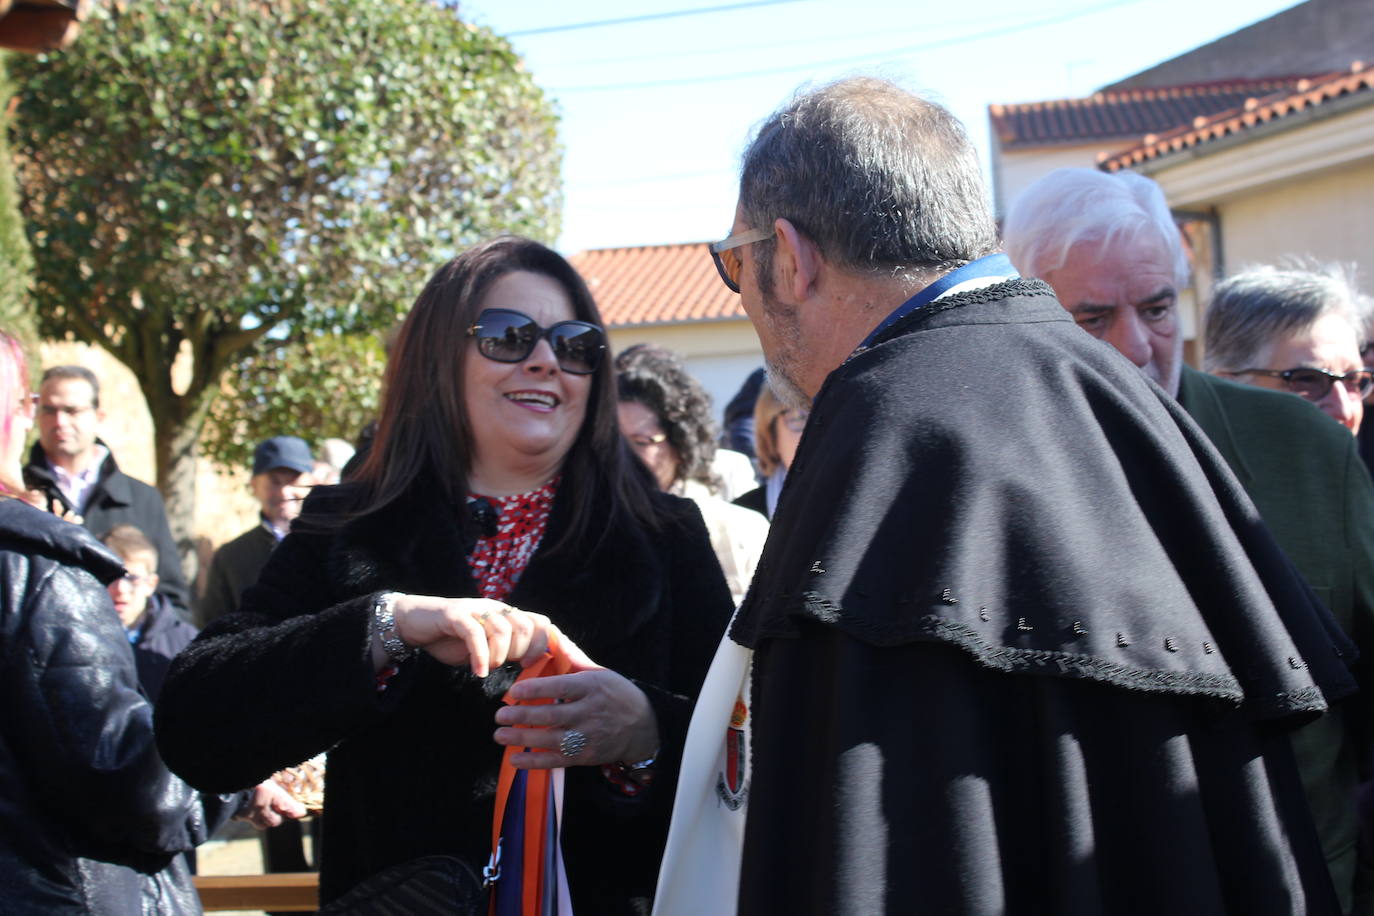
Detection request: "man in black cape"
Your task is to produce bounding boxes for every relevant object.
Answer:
[653,78,1353,916]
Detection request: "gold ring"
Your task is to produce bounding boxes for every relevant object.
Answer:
[477,610,492,622]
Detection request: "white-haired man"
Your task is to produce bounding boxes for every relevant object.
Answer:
[655,82,1352,915]
[1005,167,1374,914]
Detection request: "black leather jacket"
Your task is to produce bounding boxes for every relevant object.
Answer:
[0,499,204,914]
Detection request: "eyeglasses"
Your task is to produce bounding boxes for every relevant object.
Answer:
[708,227,773,294]
[117,572,151,587]
[1232,366,1374,401]
[466,308,605,376]
[778,408,809,433]
[38,402,95,418]
[626,432,668,451]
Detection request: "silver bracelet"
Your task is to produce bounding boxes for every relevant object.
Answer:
[372,591,415,664]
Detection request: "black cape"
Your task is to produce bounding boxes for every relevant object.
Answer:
[730,279,1353,915]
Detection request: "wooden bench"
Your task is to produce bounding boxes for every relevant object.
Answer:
[194,873,319,912]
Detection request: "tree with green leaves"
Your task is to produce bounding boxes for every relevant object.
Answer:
[9,0,561,543]
[0,55,35,352]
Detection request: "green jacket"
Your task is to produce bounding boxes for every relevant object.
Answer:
[1179,365,1374,913]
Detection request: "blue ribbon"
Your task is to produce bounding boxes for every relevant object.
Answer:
[855,253,1017,352]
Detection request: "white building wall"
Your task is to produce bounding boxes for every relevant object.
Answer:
[607,319,764,424]
[995,142,1118,216]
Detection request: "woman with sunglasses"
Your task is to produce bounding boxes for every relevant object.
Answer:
[733,382,807,520]
[157,237,735,913]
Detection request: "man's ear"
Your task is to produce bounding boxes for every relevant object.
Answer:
[774,218,821,302]
[147,572,160,591]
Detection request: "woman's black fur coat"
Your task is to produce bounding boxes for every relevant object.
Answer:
[156,477,734,914]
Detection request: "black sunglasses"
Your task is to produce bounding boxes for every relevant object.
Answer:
[466,308,606,375]
[1233,366,1374,401]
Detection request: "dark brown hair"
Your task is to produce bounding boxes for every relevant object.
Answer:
[41,365,101,408]
[615,344,719,490]
[351,235,662,554]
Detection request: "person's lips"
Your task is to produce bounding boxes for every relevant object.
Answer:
[504,390,560,411]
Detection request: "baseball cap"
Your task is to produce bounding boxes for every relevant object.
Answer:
[252,436,315,476]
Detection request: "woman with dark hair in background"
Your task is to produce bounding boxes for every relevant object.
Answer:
[156,236,734,914]
[616,345,769,605]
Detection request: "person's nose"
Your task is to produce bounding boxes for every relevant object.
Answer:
[522,335,560,375]
[1104,310,1152,368]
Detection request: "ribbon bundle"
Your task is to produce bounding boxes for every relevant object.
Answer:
[487,637,575,916]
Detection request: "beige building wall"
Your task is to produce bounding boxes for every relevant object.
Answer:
[1216,158,1374,277]
[608,319,763,420]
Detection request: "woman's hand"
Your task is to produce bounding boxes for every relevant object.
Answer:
[377,595,560,677]
[235,779,308,830]
[492,661,661,769]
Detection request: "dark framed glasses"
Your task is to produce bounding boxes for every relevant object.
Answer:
[708,226,772,293]
[1234,366,1374,401]
[466,308,606,376]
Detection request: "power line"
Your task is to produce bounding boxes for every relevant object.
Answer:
[551,0,1146,93]
[557,3,1107,69]
[507,0,804,37]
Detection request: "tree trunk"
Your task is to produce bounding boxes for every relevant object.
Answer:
[145,381,215,595]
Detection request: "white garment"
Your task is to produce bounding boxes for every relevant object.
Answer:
[679,481,768,606]
[652,623,753,916]
[710,448,759,502]
[48,444,108,515]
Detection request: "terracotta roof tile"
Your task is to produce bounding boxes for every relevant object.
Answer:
[568,242,747,328]
[989,77,1312,148]
[1100,62,1373,171]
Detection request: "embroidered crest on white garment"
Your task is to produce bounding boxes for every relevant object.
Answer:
[714,695,750,810]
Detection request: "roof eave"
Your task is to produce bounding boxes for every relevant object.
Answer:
[1113,85,1374,175]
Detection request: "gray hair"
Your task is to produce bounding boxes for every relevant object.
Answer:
[739,77,998,285]
[1003,168,1189,288]
[1203,262,1368,372]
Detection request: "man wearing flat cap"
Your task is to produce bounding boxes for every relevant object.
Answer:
[199,436,315,626]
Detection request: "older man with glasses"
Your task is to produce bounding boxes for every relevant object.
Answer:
[1005,168,1374,915]
[1205,264,1372,436]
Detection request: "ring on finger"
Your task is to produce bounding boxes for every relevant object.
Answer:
[559,729,588,758]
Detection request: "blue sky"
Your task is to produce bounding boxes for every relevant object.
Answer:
[457,0,1301,254]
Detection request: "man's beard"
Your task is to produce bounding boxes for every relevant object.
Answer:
[760,288,811,411]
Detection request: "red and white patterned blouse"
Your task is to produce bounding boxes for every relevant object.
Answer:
[467,477,558,601]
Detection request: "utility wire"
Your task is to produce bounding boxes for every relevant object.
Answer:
[551,0,1146,93]
[559,3,1107,68]
[507,0,804,37]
